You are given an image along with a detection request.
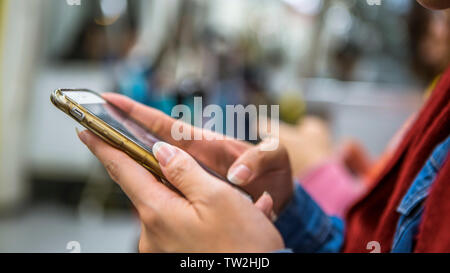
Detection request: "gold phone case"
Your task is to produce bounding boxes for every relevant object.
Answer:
[51,88,251,200]
[50,88,169,185]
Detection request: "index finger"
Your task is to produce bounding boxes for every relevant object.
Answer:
[102,93,251,176]
[102,93,182,144]
[78,130,185,211]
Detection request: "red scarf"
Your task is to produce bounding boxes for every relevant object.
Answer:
[343,66,450,253]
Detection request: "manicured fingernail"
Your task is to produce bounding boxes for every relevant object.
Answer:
[153,142,176,167]
[76,128,87,143]
[227,164,252,185]
[262,191,273,211]
[270,210,278,222]
[260,191,277,221]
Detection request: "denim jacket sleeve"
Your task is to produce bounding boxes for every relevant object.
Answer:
[274,184,345,253]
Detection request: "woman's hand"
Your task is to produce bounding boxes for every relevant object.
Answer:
[100,93,295,214]
[79,130,284,252]
[101,93,251,178]
[226,139,295,215]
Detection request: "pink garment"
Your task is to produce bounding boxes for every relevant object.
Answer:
[298,159,367,217]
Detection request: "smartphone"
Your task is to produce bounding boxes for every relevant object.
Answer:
[51,89,250,198]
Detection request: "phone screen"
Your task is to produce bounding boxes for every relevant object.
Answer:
[60,90,251,199]
[63,91,159,154]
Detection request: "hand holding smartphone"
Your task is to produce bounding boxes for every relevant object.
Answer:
[51,89,250,197]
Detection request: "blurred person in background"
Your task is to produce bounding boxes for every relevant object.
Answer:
[276,0,450,218]
[409,3,450,85]
[75,0,449,253]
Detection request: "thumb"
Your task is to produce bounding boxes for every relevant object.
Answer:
[152,142,220,201]
[226,139,290,186]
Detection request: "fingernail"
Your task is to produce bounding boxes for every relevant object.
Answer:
[261,191,277,222]
[270,210,278,222]
[153,142,176,167]
[227,164,252,185]
[76,128,87,143]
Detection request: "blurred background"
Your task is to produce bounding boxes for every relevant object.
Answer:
[0,0,449,252]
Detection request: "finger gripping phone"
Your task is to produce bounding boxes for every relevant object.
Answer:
[51,88,252,199]
[51,89,169,184]
[50,89,253,200]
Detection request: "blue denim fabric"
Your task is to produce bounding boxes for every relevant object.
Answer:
[391,136,450,252]
[275,136,449,253]
[274,185,344,253]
